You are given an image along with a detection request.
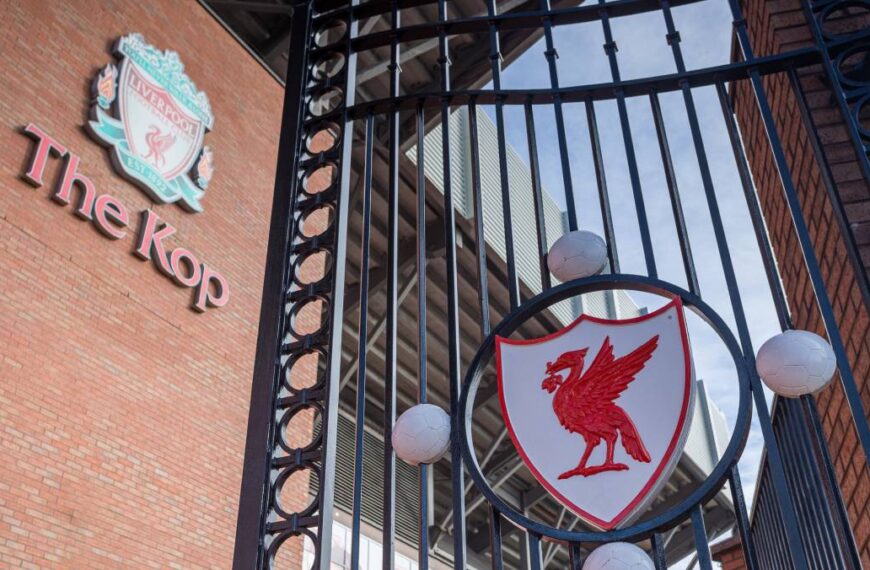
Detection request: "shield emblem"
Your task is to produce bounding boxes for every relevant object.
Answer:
[496,297,694,530]
[118,61,205,181]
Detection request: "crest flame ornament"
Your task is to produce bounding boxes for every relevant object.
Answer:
[86,34,214,212]
[195,146,214,190]
[496,297,695,530]
[94,64,117,109]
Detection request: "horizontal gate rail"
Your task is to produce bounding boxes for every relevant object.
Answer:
[342,48,822,117]
[350,0,709,49]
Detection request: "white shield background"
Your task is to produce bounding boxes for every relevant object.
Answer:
[119,61,204,181]
[496,298,694,530]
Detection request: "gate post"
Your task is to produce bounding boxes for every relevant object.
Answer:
[233,1,356,568]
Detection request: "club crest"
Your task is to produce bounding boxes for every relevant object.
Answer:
[496,297,694,530]
[86,34,214,213]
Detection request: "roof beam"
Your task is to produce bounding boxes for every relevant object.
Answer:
[344,218,445,312]
[339,274,418,391]
[208,0,294,14]
[355,0,528,85]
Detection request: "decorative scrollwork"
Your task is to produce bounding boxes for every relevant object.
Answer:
[255,4,354,569]
[811,0,870,157]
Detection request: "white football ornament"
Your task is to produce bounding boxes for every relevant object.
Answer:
[392,404,451,465]
[548,230,608,282]
[756,330,836,398]
[583,542,654,570]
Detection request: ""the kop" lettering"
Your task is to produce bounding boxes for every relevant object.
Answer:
[135,210,229,311]
[20,123,230,313]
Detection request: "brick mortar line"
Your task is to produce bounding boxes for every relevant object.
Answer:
[0,213,185,335]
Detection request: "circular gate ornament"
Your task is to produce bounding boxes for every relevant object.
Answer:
[547,230,608,282]
[458,275,752,542]
[755,329,836,397]
[583,542,655,569]
[393,404,451,465]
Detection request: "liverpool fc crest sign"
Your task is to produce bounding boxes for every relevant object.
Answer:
[496,298,694,530]
[86,34,214,212]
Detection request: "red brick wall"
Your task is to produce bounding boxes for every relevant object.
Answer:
[733,0,870,564]
[711,536,748,570]
[0,1,307,567]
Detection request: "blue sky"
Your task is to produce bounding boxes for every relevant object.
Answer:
[487,0,783,560]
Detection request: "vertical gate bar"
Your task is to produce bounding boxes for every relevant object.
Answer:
[524,100,552,291]
[382,3,401,567]
[316,5,359,567]
[486,0,520,309]
[774,403,826,568]
[596,0,657,277]
[232,4,312,567]
[802,395,863,569]
[436,0,467,566]
[415,102,430,570]
[416,104,427,406]
[784,400,845,567]
[340,277,416,392]
[658,2,811,565]
[795,401,854,568]
[489,505,504,570]
[730,0,870,466]
[651,532,668,570]
[432,427,507,549]
[766,470,795,570]
[714,81,792,332]
[528,533,543,570]
[798,0,870,186]
[727,464,761,570]
[691,506,714,570]
[569,542,583,570]
[753,488,774,568]
[351,113,376,570]
[468,101,492,338]
[786,66,870,317]
[766,482,791,570]
[753,489,768,567]
[584,98,621,273]
[766,497,789,570]
[648,90,700,295]
[755,480,791,569]
[539,0,578,231]
[542,509,567,566]
[772,468,798,569]
[784,399,844,568]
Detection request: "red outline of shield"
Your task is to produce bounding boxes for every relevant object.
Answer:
[495,296,693,530]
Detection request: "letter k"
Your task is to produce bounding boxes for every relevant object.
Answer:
[134,209,176,276]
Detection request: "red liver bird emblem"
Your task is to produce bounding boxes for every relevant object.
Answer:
[144,125,177,168]
[496,297,694,530]
[542,336,658,479]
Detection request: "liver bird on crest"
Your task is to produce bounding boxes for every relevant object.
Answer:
[540,335,659,479]
[144,125,176,168]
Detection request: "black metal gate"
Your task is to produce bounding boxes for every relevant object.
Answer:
[232,0,870,568]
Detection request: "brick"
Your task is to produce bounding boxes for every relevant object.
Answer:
[0,2,316,569]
